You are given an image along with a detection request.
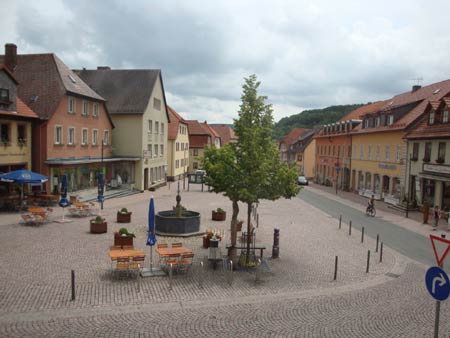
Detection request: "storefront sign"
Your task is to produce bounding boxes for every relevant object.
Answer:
[378,163,396,170]
[424,164,450,175]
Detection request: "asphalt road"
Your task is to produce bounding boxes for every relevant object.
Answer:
[299,188,435,267]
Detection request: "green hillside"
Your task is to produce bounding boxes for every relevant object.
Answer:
[273,104,364,140]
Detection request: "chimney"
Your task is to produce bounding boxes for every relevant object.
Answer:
[5,43,17,71]
[412,85,421,93]
[97,66,111,70]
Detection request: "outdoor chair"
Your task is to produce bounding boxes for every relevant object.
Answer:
[165,253,180,273]
[129,256,145,277]
[171,242,182,248]
[115,256,130,278]
[178,253,194,275]
[157,243,168,249]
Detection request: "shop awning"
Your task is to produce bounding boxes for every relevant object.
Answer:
[418,172,450,183]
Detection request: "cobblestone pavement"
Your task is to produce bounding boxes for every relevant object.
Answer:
[0,183,449,337]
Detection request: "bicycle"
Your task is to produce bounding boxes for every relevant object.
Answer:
[366,205,376,217]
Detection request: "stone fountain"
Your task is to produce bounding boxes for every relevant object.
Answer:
[155,182,201,236]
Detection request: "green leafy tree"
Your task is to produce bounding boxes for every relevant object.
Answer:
[204,74,300,265]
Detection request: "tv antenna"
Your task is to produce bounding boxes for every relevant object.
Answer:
[411,77,423,85]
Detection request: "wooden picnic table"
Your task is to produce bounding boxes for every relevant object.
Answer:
[28,207,47,217]
[108,249,145,261]
[156,247,193,256]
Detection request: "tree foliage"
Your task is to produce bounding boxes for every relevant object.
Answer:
[203,74,300,264]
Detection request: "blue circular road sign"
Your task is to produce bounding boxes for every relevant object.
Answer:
[425,266,450,301]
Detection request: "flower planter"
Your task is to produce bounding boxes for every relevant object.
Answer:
[117,212,132,223]
[203,236,210,248]
[90,221,107,234]
[235,221,243,232]
[114,232,134,246]
[212,211,226,221]
[203,236,221,248]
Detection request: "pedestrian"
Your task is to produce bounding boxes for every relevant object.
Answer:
[432,205,441,230]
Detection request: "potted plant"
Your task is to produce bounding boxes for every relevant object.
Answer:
[212,207,226,221]
[203,230,222,248]
[90,215,107,234]
[117,207,132,223]
[114,227,135,246]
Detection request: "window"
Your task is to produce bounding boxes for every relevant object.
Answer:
[92,129,98,146]
[160,144,164,156]
[193,149,199,156]
[395,144,400,162]
[375,117,380,127]
[148,120,152,133]
[368,145,372,160]
[55,125,63,145]
[353,145,357,159]
[155,121,159,134]
[438,142,446,162]
[0,123,10,143]
[376,145,380,161]
[429,111,435,125]
[103,130,109,145]
[360,144,364,159]
[387,115,394,125]
[0,88,9,102]
[68,97,75,113]
[147,144,152,158]
[154,144,158,157]
[384,145,390,161]
[424,142,432,162]
[68,127,75,145]
[364,120,369,128]
[348,145,351,158]
[82,100,89,116]
[93,103,99,117]
[412,143,419,160]
[81,128,88,145]
[176,160,179,168]
[17,125,26,145]
[161,123,164,135]
[443,110,449,123]
[176,142,179,151]
[185,142,188,150]
[193,162,198,169]
[153,98,161,110]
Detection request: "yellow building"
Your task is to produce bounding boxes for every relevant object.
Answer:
[291,129,316,178]
[303,138,316,179]
[167,106,189,181]
[350,79,450,205]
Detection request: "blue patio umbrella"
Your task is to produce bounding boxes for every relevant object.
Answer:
[97,172,105,205]
[58,174,70,208]
[146,196,157,271]
[0,169,48,203]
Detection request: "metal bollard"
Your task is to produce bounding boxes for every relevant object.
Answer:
[199,261,204,288]
[333,256,338,281]
[361,227,365,243]
[228,260,233,286]
[380,243,383,263]
[366,250,370,273]
[376,234,379,253]
[349,221,352,236]
[339,215,342,229]
[71,270,75,301]
[255,258,262,284]
[256,213,259,228]
[272,228,280,258]
[169,263,173,290]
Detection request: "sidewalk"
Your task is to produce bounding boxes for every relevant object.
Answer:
[306,182,450,237]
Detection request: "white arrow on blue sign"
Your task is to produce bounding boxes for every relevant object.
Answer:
[426,266,450,301]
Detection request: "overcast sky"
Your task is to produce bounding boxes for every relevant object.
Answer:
[2,0,450,123]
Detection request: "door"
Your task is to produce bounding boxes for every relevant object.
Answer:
[144,168,148,190]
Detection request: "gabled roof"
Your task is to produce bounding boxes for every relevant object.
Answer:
[186,120,210,135]
[292,128,318,152]
[0,53,105,120]
[280,128,310,146]
[167,105,187,140]
[210,125,237,144]
[75,68,165,116]
[0,97,39,119]
[339,101,386,121]
[0,64,18,84]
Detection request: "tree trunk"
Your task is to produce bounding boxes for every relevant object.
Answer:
[246,202,252,265]
[228,200,239,264]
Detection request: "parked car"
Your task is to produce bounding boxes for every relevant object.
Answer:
[195,169,206,176]
[297,176,309,185]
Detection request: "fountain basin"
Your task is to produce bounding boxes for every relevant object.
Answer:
[155,210,201,236]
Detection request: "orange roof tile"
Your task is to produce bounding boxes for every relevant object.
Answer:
[0,97,39,119]
[167,105,187,140]
[339,101,386,121]
[211,125,237,144]
[281,128,310,145]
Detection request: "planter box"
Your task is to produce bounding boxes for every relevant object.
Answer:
[203,236,210,248]
[212,211,226,221]
[117,212,132,223]
[203,236,221,248]
[114,233,134,246]
[90,221,107,234]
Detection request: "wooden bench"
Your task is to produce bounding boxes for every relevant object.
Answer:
[226,245,267,259]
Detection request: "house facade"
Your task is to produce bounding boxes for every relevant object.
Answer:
[211,125,237,145]
[167,106,189,181]
[405,97,450,210]
[0,65,39,174]
[1,44,116,193]
[278,128,310,168]
[291,129,316,177]
[303,138,316,179]
[77,68,169,191]
[186,120,220,172]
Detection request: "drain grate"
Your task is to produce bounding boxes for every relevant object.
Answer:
[385,272,400,278]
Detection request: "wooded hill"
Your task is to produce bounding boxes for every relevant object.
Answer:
[273,104,364,140]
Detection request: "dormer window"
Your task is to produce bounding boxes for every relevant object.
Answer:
[429,111,435,125]
[0,88,9,102]
[443,110,449,123]
[387,115,394,126]
[375,116,380,127]
[364,119,369,128]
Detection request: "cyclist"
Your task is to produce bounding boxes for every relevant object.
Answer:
[367,195,375,214]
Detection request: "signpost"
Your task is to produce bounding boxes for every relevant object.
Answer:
[427,235,450,338]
